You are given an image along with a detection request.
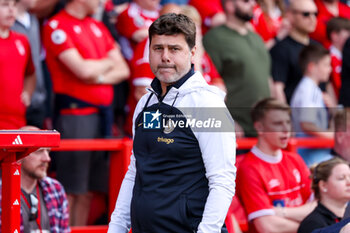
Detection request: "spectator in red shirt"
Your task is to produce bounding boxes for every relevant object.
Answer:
[252,0,291,49]
[237,98,316,233]
[42,0,129,226]
[326,17,350,100]
[189,0,226,34]
[310,0,350,48]
[0,0,36,129]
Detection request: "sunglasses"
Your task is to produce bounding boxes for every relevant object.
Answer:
[29,193,39,221]
[293,10,318,17]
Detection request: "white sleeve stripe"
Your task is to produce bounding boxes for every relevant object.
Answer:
[248,209,275,221]
[267,184,304,195]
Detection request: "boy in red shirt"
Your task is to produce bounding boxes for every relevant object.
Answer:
[237,98,316,233]
[310,0,350,48]
[0,0,36,129]
[326,17,350,99]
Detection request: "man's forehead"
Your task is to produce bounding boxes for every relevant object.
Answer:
[265,109,290,119]
[151,34,185,42]
[34,147,51,153]
[290,0,317,10]
[150,35,188,49]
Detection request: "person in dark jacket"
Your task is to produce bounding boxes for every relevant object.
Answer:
[298,157,350,233]
[108,13,236,233]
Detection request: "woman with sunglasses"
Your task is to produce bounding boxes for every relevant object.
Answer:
[251,0,291,49]
[297,157,350,233]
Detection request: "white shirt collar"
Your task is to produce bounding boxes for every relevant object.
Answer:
[330,45,342,60]
[17,12,31,29]
[251,146,282,164]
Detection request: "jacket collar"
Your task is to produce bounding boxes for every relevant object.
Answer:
[317,202,342,221]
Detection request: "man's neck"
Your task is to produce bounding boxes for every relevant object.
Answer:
[16,3,27,17]
[265,0,275,15]
[135,1,158,12]
[324,1,339,16]
[0,28,10,39]
[304,74,321,85]
[225,16,249,35]
[289,29,310,45]
[256,140,280,156]
[21,175,38,193]
[65,2,87,19]
[161,82,170,97]
[331,43,343,53]
[334,146,350,160]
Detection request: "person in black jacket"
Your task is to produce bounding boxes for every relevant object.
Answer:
[298,157,350,233]
[340,37,350,106]
[108,13,236,233]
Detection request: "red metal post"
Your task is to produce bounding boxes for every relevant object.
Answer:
[108,139,132,217]
[1,153,21,233]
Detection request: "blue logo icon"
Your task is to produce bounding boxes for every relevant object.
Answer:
[273,199,285,207]
[143,110,162,129]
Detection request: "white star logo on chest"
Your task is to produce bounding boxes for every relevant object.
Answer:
[73,25,82,34]
[293,169,301,183]
[268,179,280,189]
[15,40,25,56]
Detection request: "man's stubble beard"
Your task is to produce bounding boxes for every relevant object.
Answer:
[234,8,253,22]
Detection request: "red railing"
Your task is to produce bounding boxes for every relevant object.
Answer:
[54,137,334,233]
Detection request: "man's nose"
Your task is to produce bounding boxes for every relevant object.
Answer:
[161,49,170,62]
[41,149,51,162]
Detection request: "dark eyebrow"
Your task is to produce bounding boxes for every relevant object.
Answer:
[152,44,163,47]
[168,44,181,48]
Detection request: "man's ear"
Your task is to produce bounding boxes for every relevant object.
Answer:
[254,121,264,133]
[335,131,345,145]
[330,31,338,45]
[306,62,315,75]
[190,46,196,62]
[285,10,294,25]
[224,0,235,15]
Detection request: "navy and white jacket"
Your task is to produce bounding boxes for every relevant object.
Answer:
[108,69,236,233]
